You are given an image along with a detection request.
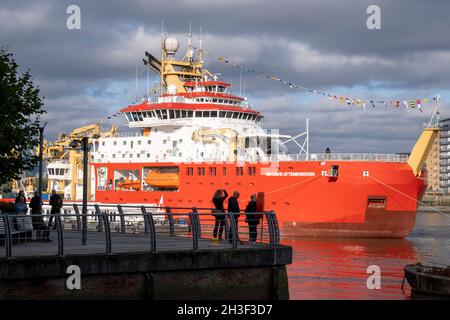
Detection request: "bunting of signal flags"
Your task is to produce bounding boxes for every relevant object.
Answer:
[197,46,438,112]
[97,111,121,125]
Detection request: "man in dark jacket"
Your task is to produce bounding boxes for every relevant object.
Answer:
[29,192,49,241]
[227,191,241,243]
[48,189,63,230]
[245,194,261,243]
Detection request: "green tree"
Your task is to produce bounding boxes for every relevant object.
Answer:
[0,47,45,186]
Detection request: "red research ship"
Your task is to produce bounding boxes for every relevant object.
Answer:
[91,36,438,238]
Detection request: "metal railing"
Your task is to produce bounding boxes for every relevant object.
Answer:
[0,204,280,259]
[293,153,409,162]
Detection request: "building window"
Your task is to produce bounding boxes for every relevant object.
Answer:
[123,141,126,145]
[147,153,150,158]
[248,167,256,176]
[209,167,216,176]
[223,167,227,176]
[148,140,151,144]
[113,141,117,146]
[112,154,116,159]
[236,167,244,176]
[186,167,194,176]
[102,142,105,146]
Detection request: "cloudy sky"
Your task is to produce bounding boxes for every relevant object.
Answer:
[1,0,450,153]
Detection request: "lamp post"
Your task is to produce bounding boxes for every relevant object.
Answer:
[70,137,89,245]
[38,122,47,201]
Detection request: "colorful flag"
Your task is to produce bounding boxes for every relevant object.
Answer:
[424,98,429,104]
[403,101,409,111]
[363,100,366,109]
[410,100,415,108]
[357,99,361,107]
[417,99,421,109]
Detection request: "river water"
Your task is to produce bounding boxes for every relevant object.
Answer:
[284,210,450,299]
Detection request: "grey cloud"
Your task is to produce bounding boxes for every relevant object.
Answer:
[0,0,448,153]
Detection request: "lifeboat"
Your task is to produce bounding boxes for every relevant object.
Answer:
[145,171,180,189]
[117,178,141,191]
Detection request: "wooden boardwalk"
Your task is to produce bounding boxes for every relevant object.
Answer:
[1,230,262,259]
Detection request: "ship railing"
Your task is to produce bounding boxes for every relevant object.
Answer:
[0,204,280,259]
[285,153,409,162]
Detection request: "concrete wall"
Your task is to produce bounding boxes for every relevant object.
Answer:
[0,247,291,300]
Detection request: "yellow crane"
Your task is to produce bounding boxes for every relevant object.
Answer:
[36,124,118,200]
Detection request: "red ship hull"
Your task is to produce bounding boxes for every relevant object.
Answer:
[93,160,426,238]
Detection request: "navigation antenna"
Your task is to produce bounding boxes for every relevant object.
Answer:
[160,18,165,94]
[129,61,145,103]
[427,95,441,128]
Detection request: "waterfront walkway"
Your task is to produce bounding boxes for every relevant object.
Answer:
[5,230,259,258]
[0,205,291,300]
[1,203,281,259]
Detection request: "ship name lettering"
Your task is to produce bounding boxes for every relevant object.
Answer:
[264,172,315,177]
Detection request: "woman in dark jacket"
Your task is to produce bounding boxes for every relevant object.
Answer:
[212,189,228,239]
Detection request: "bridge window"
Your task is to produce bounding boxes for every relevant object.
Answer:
[219,111,226,117]
[226,112,232,118]
[232,112,239,119]
[187,110,193,117]
[211,111,217,117]
[169,109,175,118]
[195,111,202,117]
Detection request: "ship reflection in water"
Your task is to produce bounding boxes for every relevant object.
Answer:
[285,210,450,299]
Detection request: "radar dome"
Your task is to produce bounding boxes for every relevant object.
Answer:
[164,37,179,54]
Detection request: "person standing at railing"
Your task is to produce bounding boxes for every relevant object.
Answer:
[245,194,261,244]
[14,196,30,238]
[29,192,49,242]
[212,189,228,240]
[227,191,242,244]
[48,189,63,230]
[15,190,26,205]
